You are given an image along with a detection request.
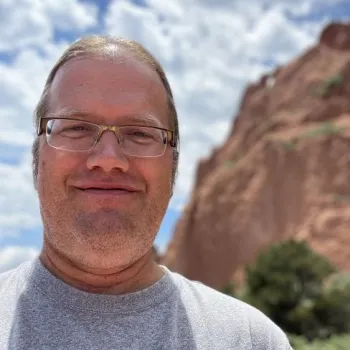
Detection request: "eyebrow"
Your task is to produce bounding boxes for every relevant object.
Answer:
[48,108,164,128]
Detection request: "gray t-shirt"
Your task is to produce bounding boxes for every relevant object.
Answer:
[0,258,292,349]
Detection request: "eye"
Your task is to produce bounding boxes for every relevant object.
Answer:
[70,125,88,131]
[130,130,152,138]
[51,120,97,138]
[124,128,156,139]
[61,124,91,134]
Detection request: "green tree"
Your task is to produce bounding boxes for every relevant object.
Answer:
[313,272,350,335]
[241,239,335,340]
[220,281,236,296]
[288,334,350,350]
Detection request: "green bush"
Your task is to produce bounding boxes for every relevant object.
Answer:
[224,160,238,168]
[333,193,350,203]
[297,122,343,139]
[223,154,243,168]
[278,122,343,152]
[313,272,350,334]
[288,334,350,350]
[312,74,344,97]
[281,141,297,151]
[221,281,236,296]
[221,240,350,342]
[241,240,337,340]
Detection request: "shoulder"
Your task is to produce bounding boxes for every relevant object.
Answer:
[241,300,292,349]
[167,270,292,349]
[0,260,34,294]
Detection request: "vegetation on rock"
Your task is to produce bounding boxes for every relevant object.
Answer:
[312,73,344,97]
[221,240,350,347]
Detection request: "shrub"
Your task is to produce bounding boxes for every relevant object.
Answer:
[312,74,344,97]
[241,240,336,340]
[281,141,297,151]
[288,334,350,350]
[313,272,350,335]
[278,122,343,152]
[221,281,236,296]
[333,193,350,203]
[221,240,350,341]
[298,122,343,139]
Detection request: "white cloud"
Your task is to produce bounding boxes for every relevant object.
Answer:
[0,0,98,52]
[0,245,39,273]
[0,43,69,140]
[246,7,316,63]
[105,0,174,63]
[0,152,41,237]
[43,0,98,31]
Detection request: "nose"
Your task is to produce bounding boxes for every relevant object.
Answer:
[86,131,129,173]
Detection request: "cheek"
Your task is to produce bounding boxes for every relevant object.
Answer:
[38,147,81,193]
[135,156,173,192]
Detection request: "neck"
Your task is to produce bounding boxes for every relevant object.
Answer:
[39,242,164,295]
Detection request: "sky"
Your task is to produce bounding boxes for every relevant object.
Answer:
[0,0,349,272]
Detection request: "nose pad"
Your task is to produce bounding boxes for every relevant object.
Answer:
[87,131,129,173]
[115,130,124,143]
[93,130,124,156]
[95,128,122,147]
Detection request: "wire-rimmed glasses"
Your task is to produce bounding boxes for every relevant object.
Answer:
[37,117,177,157]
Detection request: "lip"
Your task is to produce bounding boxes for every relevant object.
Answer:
[77,188,136,198]
[71,181,142,201]
[73,181,141,192]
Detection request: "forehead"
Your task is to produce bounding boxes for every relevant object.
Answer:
[48,56,169,126]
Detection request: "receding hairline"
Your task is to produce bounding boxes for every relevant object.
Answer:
[54,38,169,87]
[50,52,168,92]
[56,48,159,70]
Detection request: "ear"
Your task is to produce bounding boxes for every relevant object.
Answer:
[32,137,41,191]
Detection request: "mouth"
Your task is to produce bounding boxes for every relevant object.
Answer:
[72,181,141,200]
[78,187,134,194]
[81,187,131,191]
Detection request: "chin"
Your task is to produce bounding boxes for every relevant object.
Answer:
[72,238,150,271]
[72,217,152,253]
[75,210,137,234]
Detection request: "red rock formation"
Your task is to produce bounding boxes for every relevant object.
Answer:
[161,22,350,290]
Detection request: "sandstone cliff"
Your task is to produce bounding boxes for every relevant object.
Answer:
[162,23,350,290]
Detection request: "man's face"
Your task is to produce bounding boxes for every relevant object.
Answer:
[37,56,173,269]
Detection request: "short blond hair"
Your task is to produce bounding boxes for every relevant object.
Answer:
[32,35,180,190]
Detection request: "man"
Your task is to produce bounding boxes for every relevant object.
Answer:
[0,35,292,349]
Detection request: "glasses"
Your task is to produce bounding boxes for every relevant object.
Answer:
[37,117,177,157]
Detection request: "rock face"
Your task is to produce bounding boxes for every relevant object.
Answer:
[161,23,350,290]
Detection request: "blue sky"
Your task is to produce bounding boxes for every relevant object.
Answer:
[0,0,349,272]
